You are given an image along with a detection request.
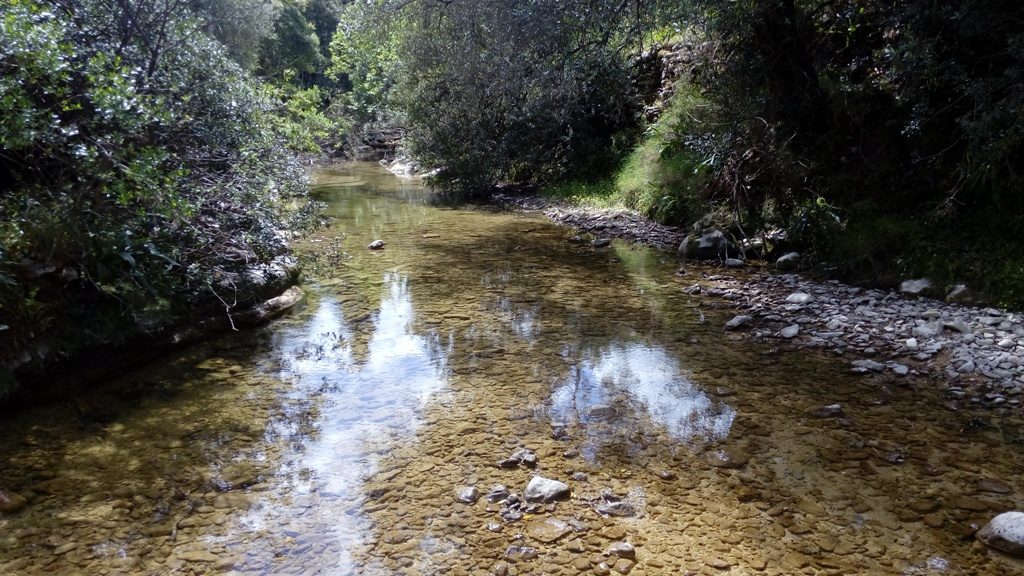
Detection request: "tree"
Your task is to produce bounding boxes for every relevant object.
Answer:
[0,0,308,384]
[333,0,673,189]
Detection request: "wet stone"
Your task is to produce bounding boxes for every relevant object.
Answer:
[455,486,480,504]
[53,542,79,555]
[499,448,538,468]
[704,447,749,469]
[178,550,220,563]
[977,511,1024,556]
[524,476,569,503]
[952,496,990,512]
[526,517,570,543]
[725,315,753,330]
[568,518,590,532]
[812,403,844,418]
[883,451,906,465]
[909,499,939,514]
[850,359,884,373]
[500,508,524,522]
[605,541,635,559]
[923,513,944,528]
[0,490,27,514]
[705,558,731,570]
[485,485,510,503]
[977,478,1012,494]
[213,493,253,509]
[504,546,540,562]
[612,558,635,574]
[596,494,637,517]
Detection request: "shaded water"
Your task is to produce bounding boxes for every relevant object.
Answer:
[2,163,1024,575]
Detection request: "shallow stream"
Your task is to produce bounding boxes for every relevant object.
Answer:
[1,163,1023,575]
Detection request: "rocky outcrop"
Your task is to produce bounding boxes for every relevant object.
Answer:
[632,42,711,122]
[350,128,405,161]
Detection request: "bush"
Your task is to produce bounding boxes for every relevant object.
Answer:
[0,0,310,384]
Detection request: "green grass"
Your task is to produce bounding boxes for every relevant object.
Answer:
[541,83,715,225]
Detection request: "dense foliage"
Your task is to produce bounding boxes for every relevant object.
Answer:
[4,0,1024,395]
[331,0,683,188]
[693,0,1024,299]
[330,0,1024,303]
[0,0,322,389]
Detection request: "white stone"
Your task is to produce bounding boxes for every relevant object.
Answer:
[724,315,753,330]
[957,361,976,373]
[524,477,569,503]
[913,324,939,338]
[851,359,884,372]
[780,325,800,339]
[900,278,932,296]
[786,292,814,304]
[978,511,1024,556]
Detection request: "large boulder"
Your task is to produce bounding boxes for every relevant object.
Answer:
[678,228,729,260]
[978,511,1024,556]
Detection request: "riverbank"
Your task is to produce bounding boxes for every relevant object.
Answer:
[499,192,1024,415]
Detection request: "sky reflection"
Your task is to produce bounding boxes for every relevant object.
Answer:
[550,342,734,457]
[231,272,449,574]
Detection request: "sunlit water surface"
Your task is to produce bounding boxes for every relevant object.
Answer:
[1,163,1023,575]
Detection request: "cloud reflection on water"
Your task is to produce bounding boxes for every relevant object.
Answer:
[233,272,449,574]
[550,342,734,459]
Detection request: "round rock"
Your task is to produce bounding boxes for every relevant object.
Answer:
[606,541,636,559]
[525,517,570,543]
[455,486,480,504]
[524,476,570,503]
[0,490,27,514]
[977,511,1024,556]
[775,252,800,271]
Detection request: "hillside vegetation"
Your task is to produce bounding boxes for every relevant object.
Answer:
[3,0,1024,397]
[334,0,1024,306]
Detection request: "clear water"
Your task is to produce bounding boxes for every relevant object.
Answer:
[1,163,1022,575]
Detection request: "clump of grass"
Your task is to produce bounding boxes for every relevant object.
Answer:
[543,180,622,209]
[541,82,716,225]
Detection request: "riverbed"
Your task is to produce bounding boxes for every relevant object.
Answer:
[1,163,1022,575]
